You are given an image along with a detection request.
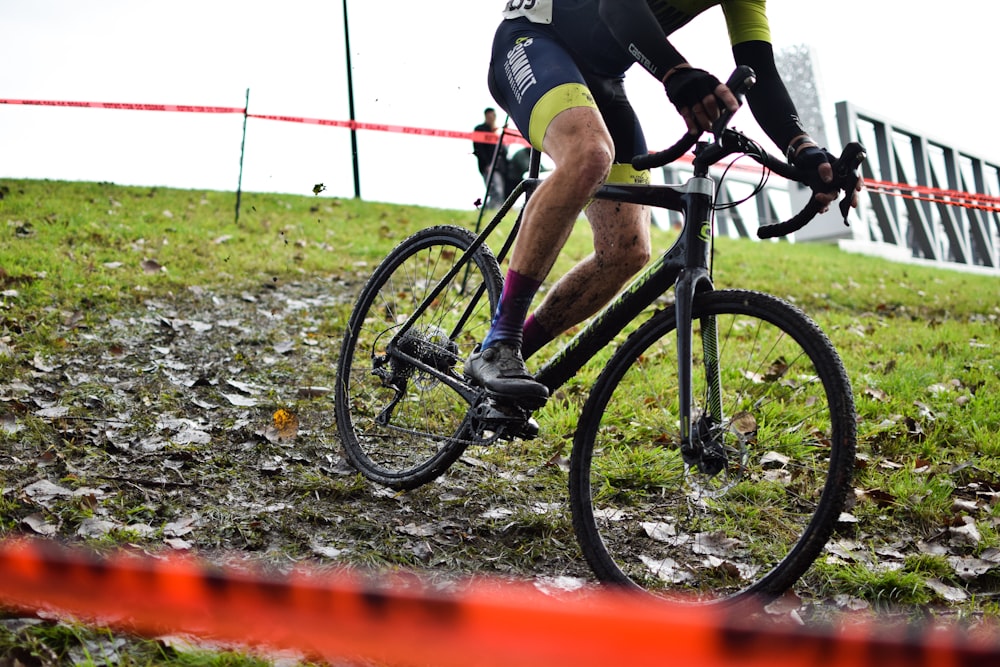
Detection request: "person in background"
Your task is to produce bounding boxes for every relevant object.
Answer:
[464,0,861,408]
[473,107,508,208]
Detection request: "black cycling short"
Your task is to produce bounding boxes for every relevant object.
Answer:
[487,17,650,184]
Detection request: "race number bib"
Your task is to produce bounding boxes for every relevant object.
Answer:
[502,0,553,24]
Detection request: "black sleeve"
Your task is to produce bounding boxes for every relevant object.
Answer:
[732,40,806,152]
[598,0,686,80]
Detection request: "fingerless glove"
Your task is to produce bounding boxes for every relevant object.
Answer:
[791,145,837,193]
[664,67,721,112]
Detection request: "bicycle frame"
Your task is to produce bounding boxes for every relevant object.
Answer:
[387,146,726,452]
[533,167,724,451]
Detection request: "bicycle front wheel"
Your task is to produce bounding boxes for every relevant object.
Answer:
[570,289,855,605]
[335,225,502,489]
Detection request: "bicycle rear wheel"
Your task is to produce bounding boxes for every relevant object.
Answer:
[335,225,502,489]
[570,289,855,605]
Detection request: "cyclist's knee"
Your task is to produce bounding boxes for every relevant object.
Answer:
[578,145,614,189]
[545,110,613,190]
[554,140,612,192]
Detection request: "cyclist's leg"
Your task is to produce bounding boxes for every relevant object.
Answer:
[468,21,613,402]
[488,21,614,297]
[522,76,652,358]
[509,109,615,281]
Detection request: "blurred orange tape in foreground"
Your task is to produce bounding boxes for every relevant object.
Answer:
[0,538,996,667]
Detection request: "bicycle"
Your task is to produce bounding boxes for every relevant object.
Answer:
[334,67,864,605]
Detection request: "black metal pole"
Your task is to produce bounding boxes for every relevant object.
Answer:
[474,118,510,233]
[342,0,361,199]
[235,88,249,223]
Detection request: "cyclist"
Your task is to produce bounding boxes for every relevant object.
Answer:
[465,0,860,407]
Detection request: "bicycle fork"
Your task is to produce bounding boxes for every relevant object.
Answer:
[675,182,727,476]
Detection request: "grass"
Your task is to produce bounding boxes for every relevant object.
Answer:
[2,177,1000,661]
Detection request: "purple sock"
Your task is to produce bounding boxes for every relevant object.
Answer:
[482,269,542,349]
[521,314,554,360]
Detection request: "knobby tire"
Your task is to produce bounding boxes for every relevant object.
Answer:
[569,289,856,605]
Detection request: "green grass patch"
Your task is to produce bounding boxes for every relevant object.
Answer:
[2,177,1000,659]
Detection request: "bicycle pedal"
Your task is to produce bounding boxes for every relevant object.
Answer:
[507,416,539,441]
[486,390,548,411]
[471,399,539,441]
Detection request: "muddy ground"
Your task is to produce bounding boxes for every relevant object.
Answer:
[2,276,593,587]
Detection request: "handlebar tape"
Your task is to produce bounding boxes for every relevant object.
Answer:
[756,196,825,239]
[757,142,866,239]
[631,133,698,171]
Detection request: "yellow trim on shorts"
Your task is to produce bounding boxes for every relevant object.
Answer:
[528,83,597,150]
[607,163,651,185]
[583,164,651,211]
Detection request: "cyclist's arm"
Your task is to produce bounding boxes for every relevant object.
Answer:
[720,1,809,154]
[597,0,688,81]
[732,40,808,155]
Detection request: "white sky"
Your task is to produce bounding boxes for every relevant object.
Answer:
[1,1,997,211]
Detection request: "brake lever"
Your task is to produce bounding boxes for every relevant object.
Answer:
[757,141,867,240]
[711,65,757,138]
[834,142,867,224]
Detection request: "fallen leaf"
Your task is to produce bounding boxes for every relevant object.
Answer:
[77,518,118,538]
[864,387,889,402]
[640,555,692,583]
[297,385,331,398]
[35,405,70,419]
[24,480,74,507]
[31,353,59,373]
[534,576,587,595]
[0,412,22,435]
[163,517,197,537]
[925,578,969,602]
[226,379,262,395]
[950,517,982,547]
[141,258,165,274]
[693,531,742,557]
[833,594,870,611]
[310,543,343,559]
[948,556,996,581]
[397,523,437,538]
[642,521,683,544]
[222,393,258,407]
[264,408,299,443]
[172,426,211,445]
[22,513,58,536]
[764,590,803,615]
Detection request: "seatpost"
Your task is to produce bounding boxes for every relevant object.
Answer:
[528,148,542,178]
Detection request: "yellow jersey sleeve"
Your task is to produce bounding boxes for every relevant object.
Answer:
[721,0,771,44]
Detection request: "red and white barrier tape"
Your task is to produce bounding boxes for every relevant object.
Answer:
[0,538,997,667]
[4,97,1000,207]
[0,98,528,146]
